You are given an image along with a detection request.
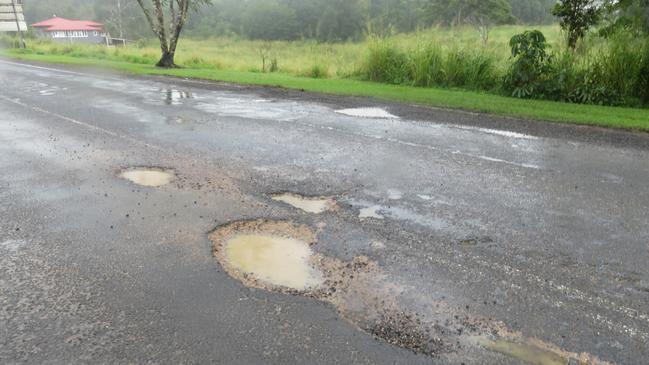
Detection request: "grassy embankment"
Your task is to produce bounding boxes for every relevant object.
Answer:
[2,25,649,131]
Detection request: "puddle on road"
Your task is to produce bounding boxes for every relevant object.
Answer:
[119,168,175,187]
[335,107,399,119]
[162,88,193,105]
[224,234,322,290]
[0,239,26,252]
[387,189,403,200]
[271,193,336,214]
[211,220,323,292]
[477,338,574,365]
[359,206,384,219]
[210,220,610,364]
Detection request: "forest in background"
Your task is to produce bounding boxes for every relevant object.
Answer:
[22,0,558,41]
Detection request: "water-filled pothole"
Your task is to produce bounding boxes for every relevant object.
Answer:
[210,220,608,364]
[359,206,384,219]
[225,234,322,290]
[211,220,323,292]
[271,193,337,214]
[119,168,175,187]
[480,339,568,365]
[162,89,193,105]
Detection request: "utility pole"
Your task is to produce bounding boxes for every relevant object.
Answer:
[117,0,124,39]
[10,0,25,48]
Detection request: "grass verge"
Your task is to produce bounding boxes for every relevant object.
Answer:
[3,51,649,131]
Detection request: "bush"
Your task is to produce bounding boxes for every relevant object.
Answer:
[410,43,444,87]
[362,40,410,84]
[504,30,553,98]
[637,42,649,105]
[569,63,623,106]
[269,58,279,72]
[303,64,328,78]
[365,40,499,91]
[455,49,499,90]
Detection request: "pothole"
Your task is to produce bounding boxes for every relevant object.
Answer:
[210,220,610,364]
[335,107,399,119]
[472,337,603,365]
[225,234,323,290]
[210,220,454,356]
[270,193,337,214]
[479,339,568,365]
[359,206,384,219]
[119,167,175,187]
[211,220,323,292]
[162,88,193,105]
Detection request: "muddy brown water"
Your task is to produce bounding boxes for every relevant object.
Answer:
[209,219,609,364]
[224,234,322,290]
[119,168,175,187]
[480,339,568,365]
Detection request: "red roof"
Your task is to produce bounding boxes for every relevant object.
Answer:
[32,17,104,32]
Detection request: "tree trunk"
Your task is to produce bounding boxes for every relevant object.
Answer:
[156,51,176,68]
[136,0,191,68]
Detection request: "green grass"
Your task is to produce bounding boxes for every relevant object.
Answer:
[3,50,649,131]
[6,25,562,78]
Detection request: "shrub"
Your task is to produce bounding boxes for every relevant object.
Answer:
[459,50,500,90]
[398,42,500,90]
[503,30,553,98]
[637,42,649,104]
[410,43,444,87]
[569,63,623,106]
[362,40,410,84]
[304,64,328,78]
[269,58,279,72]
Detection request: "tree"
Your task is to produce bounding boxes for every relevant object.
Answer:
[552,0,601,49]
[135,0,211,68]
[464,0,515,45]
[509,0,557,24]
[503,30,553,98]
[601,0,649,36]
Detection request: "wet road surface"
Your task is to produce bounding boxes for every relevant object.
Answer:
[1,59,648,364]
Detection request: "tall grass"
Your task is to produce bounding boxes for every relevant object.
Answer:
[361,39,501,91]
[8,24,647,107]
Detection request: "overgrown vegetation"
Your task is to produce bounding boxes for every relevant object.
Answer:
[362,39,499,91]
[3,0,647,113]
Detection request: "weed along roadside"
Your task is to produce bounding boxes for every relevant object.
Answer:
[2,20,649,131]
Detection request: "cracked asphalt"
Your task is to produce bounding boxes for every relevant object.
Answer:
[1,58,648,364]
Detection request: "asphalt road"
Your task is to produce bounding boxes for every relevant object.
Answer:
[1,59,648,365]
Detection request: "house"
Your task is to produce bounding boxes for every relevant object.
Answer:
[32,17,108,44]
[0,0,27,33]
